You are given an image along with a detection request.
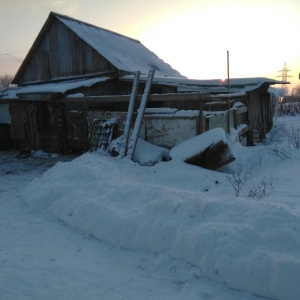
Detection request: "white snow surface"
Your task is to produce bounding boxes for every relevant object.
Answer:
[145,108,200,117]
[121,75,286,94]
[170,128,228,161]
[1,115,300,300]
[2,77,109,99]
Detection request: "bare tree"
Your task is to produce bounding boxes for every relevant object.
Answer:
[0,74,14,88]
[291,84,300,96]
[248,176,273,199]
[227,163,248,197]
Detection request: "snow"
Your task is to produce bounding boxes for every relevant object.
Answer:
[232,101,245,109]
[135,138,170,166]
[122,75,286,87]
[1,115,300,300]
[2,77,110,100]
[212,91,247,98]
[169,128,228,161]
[66,93,84,98]
[121,75,286,94]
[268,86,286,98]
[111,136,170,166]
[145,107,178,114]
[145,108,200,117]
[237,123,248,133]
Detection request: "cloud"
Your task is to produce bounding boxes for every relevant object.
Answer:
[1,0,80,15]
[40,0,80,15]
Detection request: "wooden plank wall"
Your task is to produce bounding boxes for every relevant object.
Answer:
[19,19,117,84]
[248,92,273,144]
[9,103,31,150]
[9,91,274,152]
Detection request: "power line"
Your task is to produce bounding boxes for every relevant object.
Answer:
[0,50,28,56]
[0,50,28,62]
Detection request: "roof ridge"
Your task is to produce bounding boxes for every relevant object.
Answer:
[51,11,141,44]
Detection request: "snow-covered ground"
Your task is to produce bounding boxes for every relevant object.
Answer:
[1,115,300,300]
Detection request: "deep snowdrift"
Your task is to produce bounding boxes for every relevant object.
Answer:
[22,116,300,300]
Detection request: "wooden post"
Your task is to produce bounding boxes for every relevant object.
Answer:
[127,69,155,159]
[119,71,140,158]
[227,50,230,133]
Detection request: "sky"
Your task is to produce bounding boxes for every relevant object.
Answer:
[0,0,299,92]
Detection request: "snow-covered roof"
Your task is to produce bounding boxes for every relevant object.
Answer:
[268,86,286,98]
[121,75,289,95]
[1,77,110,100]
[55,13,183,78]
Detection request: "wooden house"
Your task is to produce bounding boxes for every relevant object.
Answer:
[0,12,287,154]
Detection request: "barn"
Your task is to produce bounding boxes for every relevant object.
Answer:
[0,12,287,155]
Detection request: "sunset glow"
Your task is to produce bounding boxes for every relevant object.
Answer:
[0,0,299,92]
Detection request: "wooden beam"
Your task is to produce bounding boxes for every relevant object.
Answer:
[55,92,210,104]
[18,93,56,101]
[235,106,248,115]
[127,69,154,159]
[119,71,140,158]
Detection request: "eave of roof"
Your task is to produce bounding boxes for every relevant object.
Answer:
[120,75,289,94]
[2,77,111,100]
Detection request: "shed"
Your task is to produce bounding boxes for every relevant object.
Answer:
[1,12,288,154]
[120,75,288,145]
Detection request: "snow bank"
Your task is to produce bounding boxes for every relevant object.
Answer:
[133,138,170,166]
[22,152,300,300]
[110,137,169,166]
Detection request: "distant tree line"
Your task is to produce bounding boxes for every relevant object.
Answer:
[291,84,300,96]
[284,84,300,103]
[0,74,14,88]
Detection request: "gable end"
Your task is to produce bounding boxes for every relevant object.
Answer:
[13,13,117,84]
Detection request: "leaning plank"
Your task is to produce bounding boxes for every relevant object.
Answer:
[119,71,140,158]
[127,69,155,159]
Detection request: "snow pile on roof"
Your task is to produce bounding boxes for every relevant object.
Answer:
[56,14,183,78]
[123,76,285,87]
[121,75,286,94]
[2,77,109,99]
